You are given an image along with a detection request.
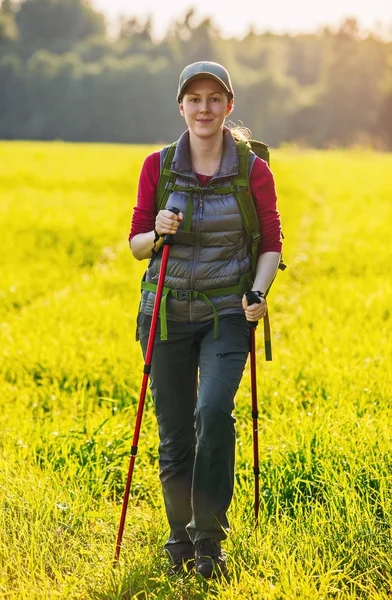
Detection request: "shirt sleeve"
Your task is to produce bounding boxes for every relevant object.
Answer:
[128,151,161,241]
[249,157,283,255]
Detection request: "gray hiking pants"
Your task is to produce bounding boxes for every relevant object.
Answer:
[138,312,250,561]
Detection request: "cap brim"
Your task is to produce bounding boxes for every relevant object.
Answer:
[177,72,232,102]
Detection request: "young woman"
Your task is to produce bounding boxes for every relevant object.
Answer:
[129,61,282,579]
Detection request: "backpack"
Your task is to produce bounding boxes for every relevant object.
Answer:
[151,138,286,360]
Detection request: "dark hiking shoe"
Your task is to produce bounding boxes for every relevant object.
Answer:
[195,538,228,580]
[167,555,195,576]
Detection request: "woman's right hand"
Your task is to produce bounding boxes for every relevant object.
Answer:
[155,209,184,236]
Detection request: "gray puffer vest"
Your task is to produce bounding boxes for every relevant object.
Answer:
[140,128,256,328]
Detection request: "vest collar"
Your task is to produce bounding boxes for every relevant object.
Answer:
[170,127,239,179]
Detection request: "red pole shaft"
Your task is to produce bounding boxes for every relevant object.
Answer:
[250,328,260,525]
[113,243,171,567]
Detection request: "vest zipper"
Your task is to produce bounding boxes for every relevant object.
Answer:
[189,193,203,323]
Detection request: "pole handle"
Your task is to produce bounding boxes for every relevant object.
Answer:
[164,206,180,246]
[245,290,262,329]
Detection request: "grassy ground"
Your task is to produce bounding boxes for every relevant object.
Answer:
[0,141,391,599]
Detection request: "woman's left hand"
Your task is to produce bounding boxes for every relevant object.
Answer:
[242,294,268,322]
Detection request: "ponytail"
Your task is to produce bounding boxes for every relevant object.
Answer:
[226,120,251,142]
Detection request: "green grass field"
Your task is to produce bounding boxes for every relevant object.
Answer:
[1,141,392,599]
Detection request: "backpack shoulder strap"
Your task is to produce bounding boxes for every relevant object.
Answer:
[247,139,287,273]
[156,141,177,213]
[235,139,275,360]
[233,140,261,280]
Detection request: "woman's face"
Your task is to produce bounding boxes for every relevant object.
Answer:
[179,78,233,139]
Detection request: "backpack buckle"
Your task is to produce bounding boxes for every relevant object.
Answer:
[174,289,193,301]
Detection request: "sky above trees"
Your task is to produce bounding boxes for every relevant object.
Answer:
[92,0,392,40]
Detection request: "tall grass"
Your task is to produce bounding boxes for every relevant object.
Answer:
[1,141,391,599]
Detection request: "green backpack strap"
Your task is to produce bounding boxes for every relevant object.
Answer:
[235,139,284,361]
[233,140,261,280]
[239,139,287,273]
[156,142,178,212]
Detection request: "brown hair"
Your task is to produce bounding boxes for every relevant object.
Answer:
[226,120,251,142]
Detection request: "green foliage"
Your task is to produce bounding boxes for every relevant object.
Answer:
[0,10,17,44]
[15,0,105,57]
[1,142,392,598]
[0,52,24,137]
[310,23,387,147]
[235,70,300,145]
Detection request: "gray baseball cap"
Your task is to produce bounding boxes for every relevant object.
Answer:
[177,61,234,103]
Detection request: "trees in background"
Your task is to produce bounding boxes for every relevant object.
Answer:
[15,0,104,57]
[0,0,391,147]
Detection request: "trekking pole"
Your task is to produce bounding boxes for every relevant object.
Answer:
[245,291,263,527]
[113,207,180,567]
